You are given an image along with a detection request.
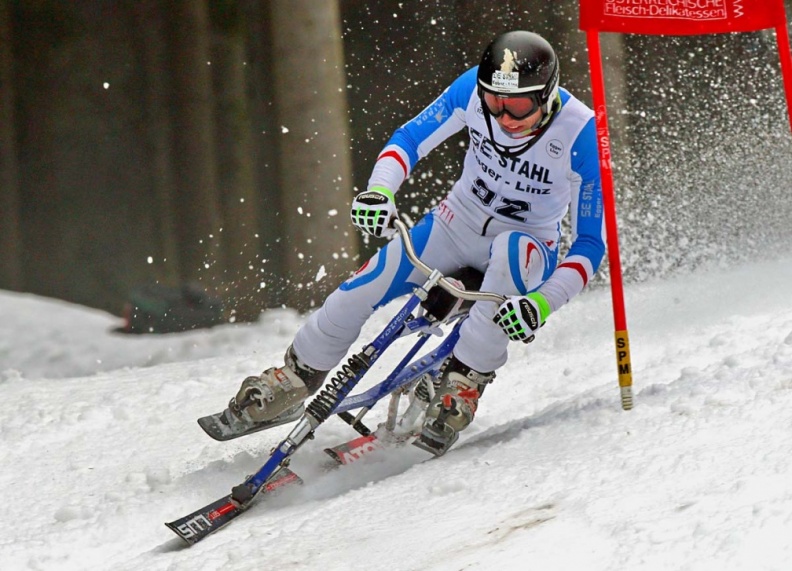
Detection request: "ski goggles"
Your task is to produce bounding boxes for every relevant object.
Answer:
[480,90,541,120]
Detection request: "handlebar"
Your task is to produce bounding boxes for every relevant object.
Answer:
[392,218,506,305]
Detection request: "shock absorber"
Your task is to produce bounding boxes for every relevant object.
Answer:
[306,353,371,424]
[414,371,442,403]
[413,374,433,403]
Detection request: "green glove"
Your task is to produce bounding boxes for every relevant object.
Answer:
[493,292,552,343]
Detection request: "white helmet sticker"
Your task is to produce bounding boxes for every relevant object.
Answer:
[500,48,518,73]
[492,48,519,90]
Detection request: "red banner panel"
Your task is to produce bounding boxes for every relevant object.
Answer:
[580,0,786,35]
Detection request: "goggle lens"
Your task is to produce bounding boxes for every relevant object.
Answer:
[482,92,540,120]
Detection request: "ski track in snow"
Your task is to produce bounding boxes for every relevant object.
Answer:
[1,257,791,571]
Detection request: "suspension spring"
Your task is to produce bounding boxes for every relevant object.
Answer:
[415,371,443,403]
[414,374,432,403]
[306,353,370,424]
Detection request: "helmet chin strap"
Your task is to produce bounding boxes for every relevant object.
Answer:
[482,95,562,159]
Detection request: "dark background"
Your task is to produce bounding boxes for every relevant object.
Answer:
[1,0,790,321]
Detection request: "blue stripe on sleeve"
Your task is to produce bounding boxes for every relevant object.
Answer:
[384,67,478,169]
[372,213,435,309]
[339,214,436,309]
[568,117,605,272]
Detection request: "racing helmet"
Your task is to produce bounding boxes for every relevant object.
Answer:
[477,31,560,122]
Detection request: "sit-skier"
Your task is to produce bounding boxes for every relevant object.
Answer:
[224,30,605,454]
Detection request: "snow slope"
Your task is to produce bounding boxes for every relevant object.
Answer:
[1,256,791,571]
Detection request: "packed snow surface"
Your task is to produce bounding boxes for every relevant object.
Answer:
[1,256,791,570]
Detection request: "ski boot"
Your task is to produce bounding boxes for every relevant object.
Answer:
[413,355,494,457]
[198,345,329,441]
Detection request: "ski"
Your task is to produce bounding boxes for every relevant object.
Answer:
[324,424,425,466]
[165,467,301,545]
[324,433,386,465]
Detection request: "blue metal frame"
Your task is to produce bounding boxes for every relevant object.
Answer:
[244,288,461,495]
[335,319,462,413]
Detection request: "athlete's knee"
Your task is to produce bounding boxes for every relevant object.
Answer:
[489,231,548,293]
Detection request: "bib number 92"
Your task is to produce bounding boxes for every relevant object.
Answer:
[471,177,531,222]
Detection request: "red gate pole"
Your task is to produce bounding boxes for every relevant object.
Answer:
[580,0,792,411]
[775,21,792,132]
[586,30,633,411]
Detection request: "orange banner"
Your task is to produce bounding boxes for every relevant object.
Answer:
[580,0,786,34]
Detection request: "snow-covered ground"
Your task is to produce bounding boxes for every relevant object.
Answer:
[1,255,791,571]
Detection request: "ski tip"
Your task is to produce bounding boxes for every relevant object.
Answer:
[323,446,344,464]
[197,413,235,441]
[164,521,199,547]
[323,434,385,466]
[164,468,304,546]
[165,495,244,546]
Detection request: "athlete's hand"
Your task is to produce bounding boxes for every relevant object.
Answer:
[493,293,551,343]
[351,187,397,238]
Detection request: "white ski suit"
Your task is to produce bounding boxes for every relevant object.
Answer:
[293,66,605,374]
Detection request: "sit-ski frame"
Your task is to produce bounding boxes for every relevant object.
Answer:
[164,218,505,546]
[333,220,508,442]
[201,219,505,509]
[234,219,505,499]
